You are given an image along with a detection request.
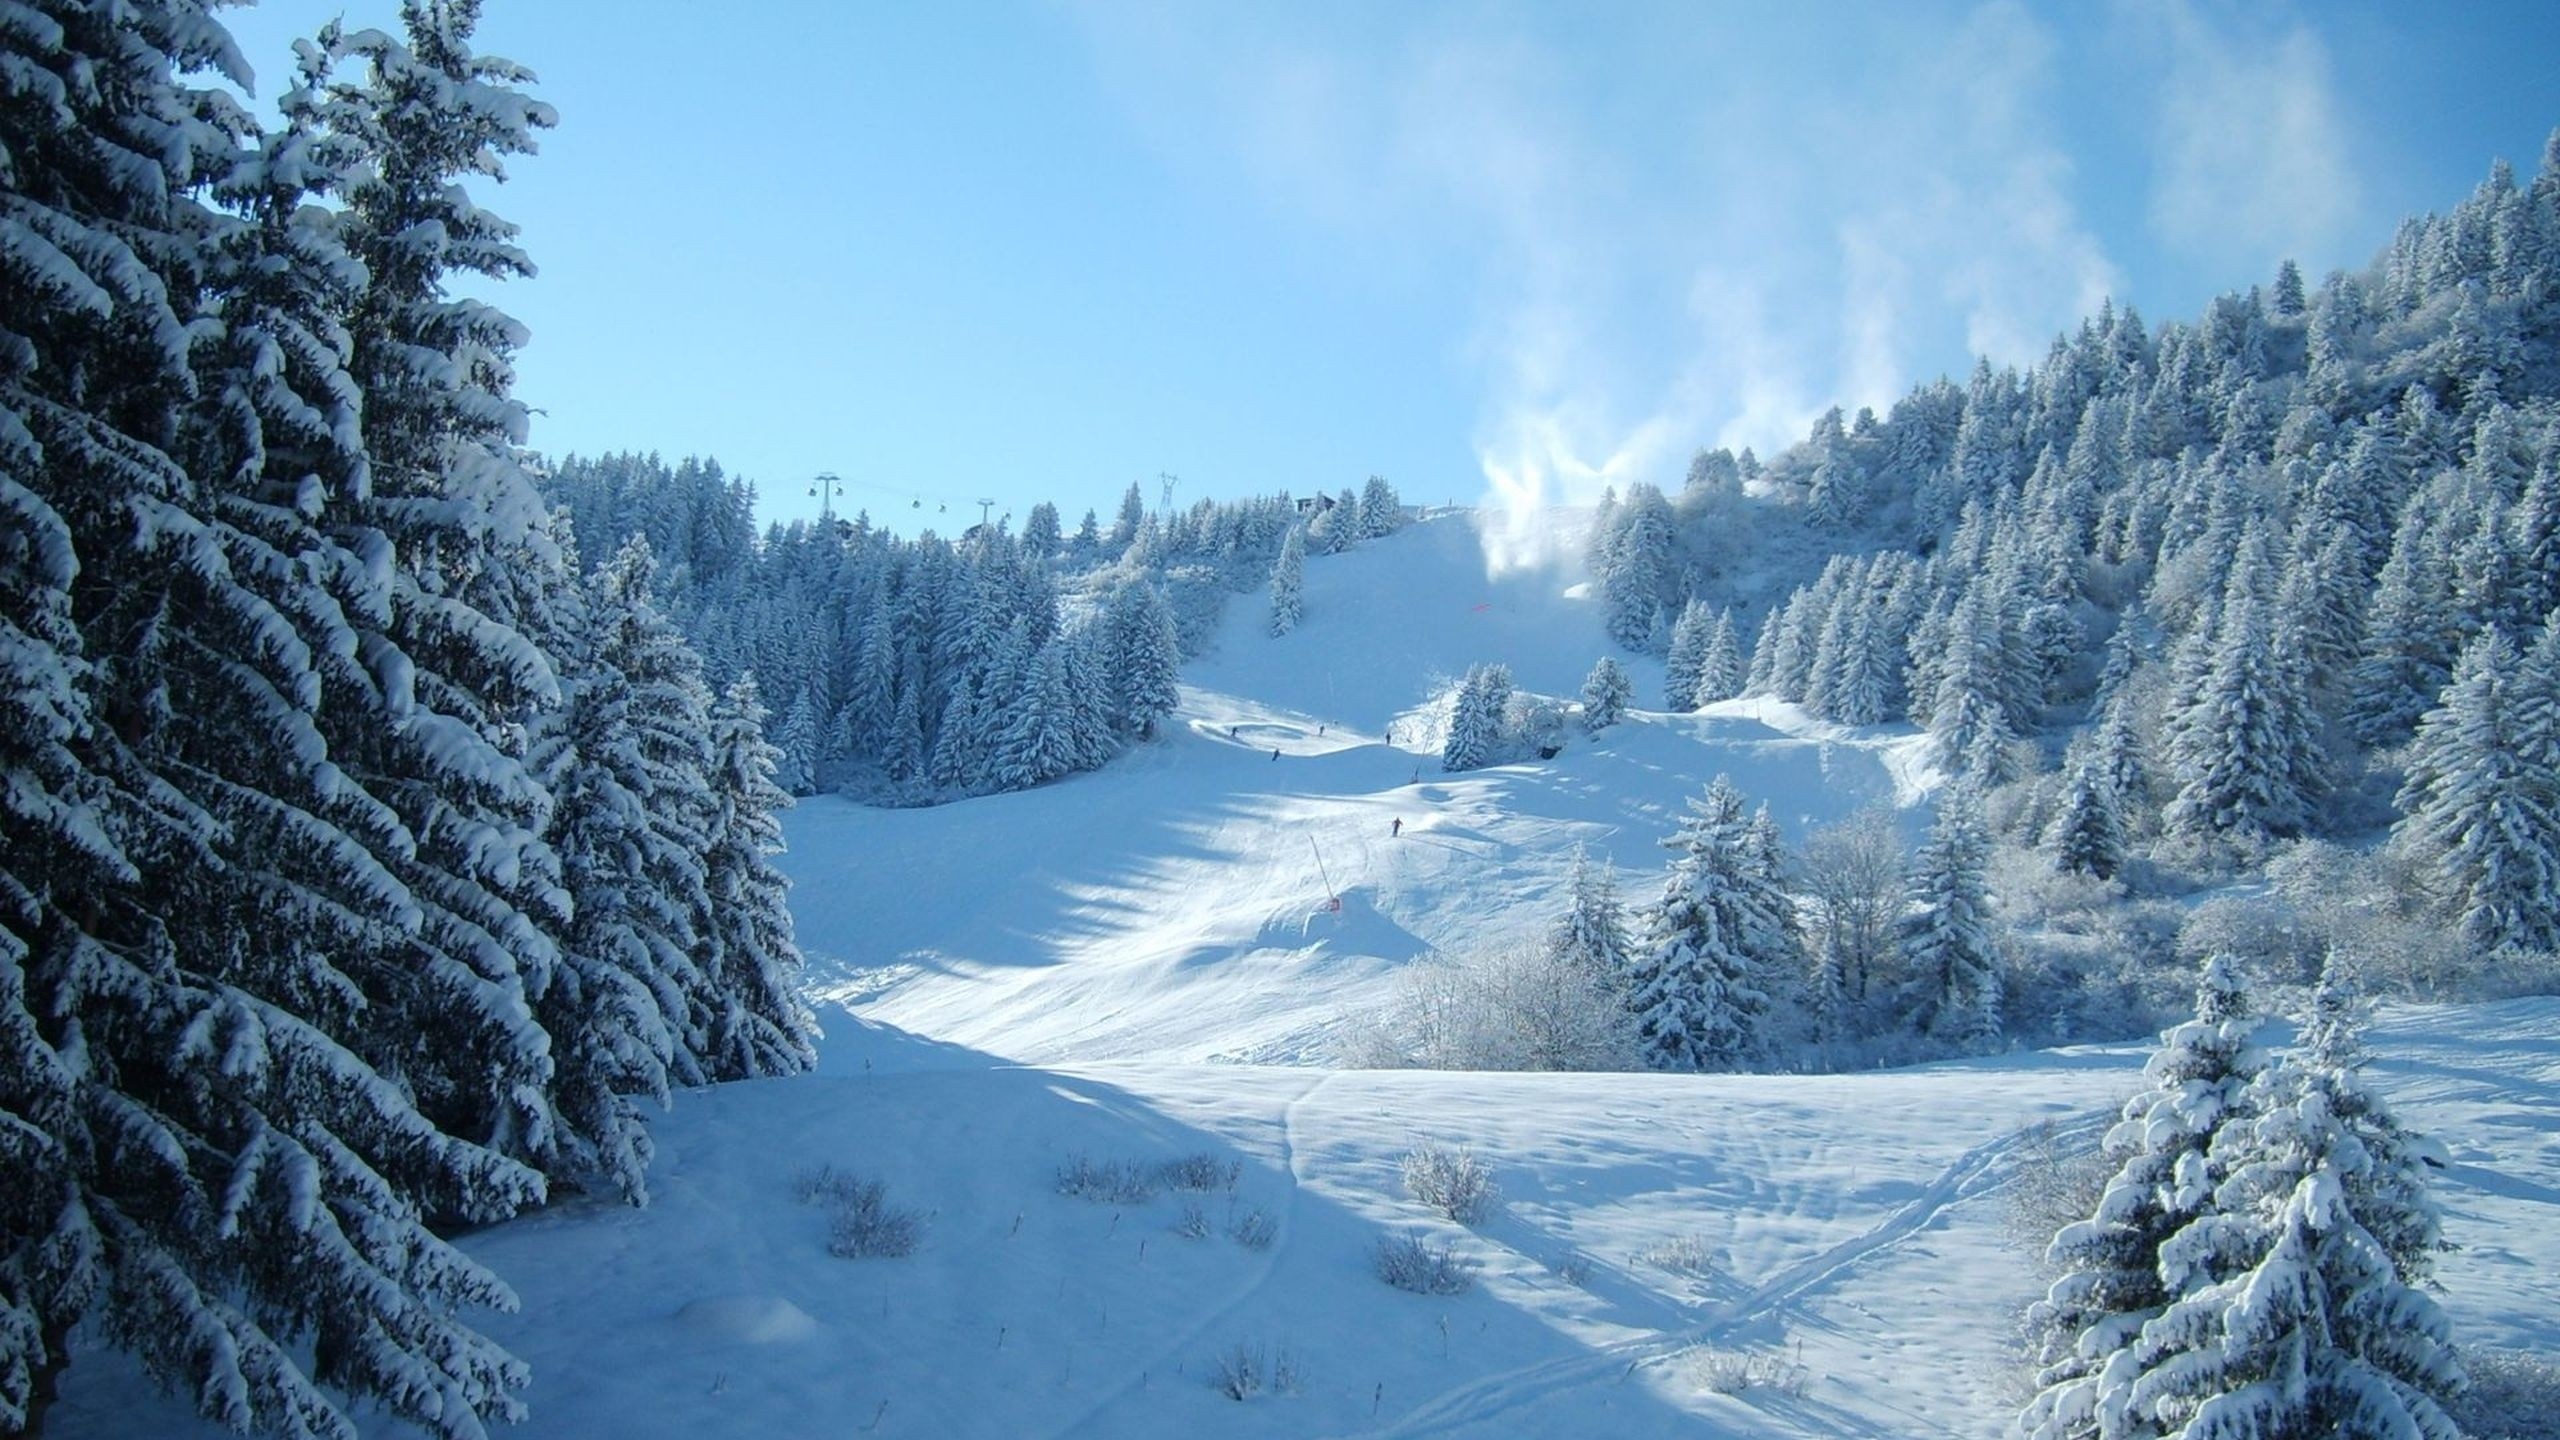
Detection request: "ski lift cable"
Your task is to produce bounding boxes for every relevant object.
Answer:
[831,474,966,514]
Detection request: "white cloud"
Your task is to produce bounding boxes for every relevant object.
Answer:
[2142,0,2360,279]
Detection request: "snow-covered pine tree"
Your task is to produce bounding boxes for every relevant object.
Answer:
[2513,457,2560,626]
[308,0,583,1168]
[927,660,1001,794]
[1268,524,1304,636]
[2118,979,2463,1438]
[1580,655,1631,731]
[698,674,817,1082]
[2279,522,2368,704]
[1317,486,1361,553]
[1359,474,1402,538]
[537,538,719,1202]
[2163,585,2322,844]
[773,680,828,794]
[1900,793,2001,1045]
[1546,845,1632,977]
[5,4,559,1433]
[2393,624,2560,952]
[836,606,898,768]
[1600,483,1674,650]
[1056,627,1120,771]
[1926,590,2024,781]
[2346,507,2462,747]
[1109,480,1146,555]
[2021,957,2268,1440]
[1625,776,1785,1070]
[2051,756,2127,881]
[1696,607,1745,705]
[1662,598,1713,711]
[1021,500,1062,561]
[2295,957,2450,1283]
[992,639,1084,788]
[2129,1154,2463,1439]
[1104,580,1180,738]
[1441,662,1512,772]
[1821,597,1900,726]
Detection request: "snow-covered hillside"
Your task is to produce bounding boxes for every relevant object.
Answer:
[51,512,2557,1440]
[792,511,1932,1065]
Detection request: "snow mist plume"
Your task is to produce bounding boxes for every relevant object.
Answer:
[1474,412,1680,578]
[1069,3,2137,581]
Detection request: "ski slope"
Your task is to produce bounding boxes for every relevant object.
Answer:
[50,512,2558,1440]
[791,511,1933,1065]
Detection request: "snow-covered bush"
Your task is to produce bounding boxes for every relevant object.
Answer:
[2174,894,2327,985]
[1157,1152,1242,1193]
[795,1167,926,1259]
[828,1188,926,1259]
[2000,1120,2114,1271]
[1054,1153,1159,1204]
[1401,1145,1500,1224]
[2266,839,2560,1001]
[1170,1201,1212,1240]
[1207,1340,1303,1400]
[1371,1234,1480,1295]
[2453,1348,2560,1440]
[1228,1206,1278,1251]
[792,1163,859,1206]
[1684,1346,1809,1397]
[1334,942,1638,1072]
[1637,1234,1716,1278]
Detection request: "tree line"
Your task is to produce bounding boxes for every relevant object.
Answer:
[1583,139,2560,957]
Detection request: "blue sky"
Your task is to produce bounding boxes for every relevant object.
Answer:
[213,1,2560,538]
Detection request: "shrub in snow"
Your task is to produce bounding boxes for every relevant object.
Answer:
[1228,1206,1279,1251]
[1209,1342,1264,1401]
[1055,1153,1159,1205]
[1401,1145,1500,1224]
[795,1166,925,1258]
[1637,1234,1717,1278]
[1334,941,1638,1072]
[1157,1152,1243,1193]
[828,1187,926,1259]
[1208,1340,1304,1400]
[1685,1346,1810,1398]
[2000,1121,2114,1272]
[1170,1202,1212,1240]
[1371,1234,1480,1296]
[1546,1252,1594,1287]
[2452,1348,2560,1440]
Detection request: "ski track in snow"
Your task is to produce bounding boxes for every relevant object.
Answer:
[1319,1112,2081,1440]
[1041,1071,1338,1440]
